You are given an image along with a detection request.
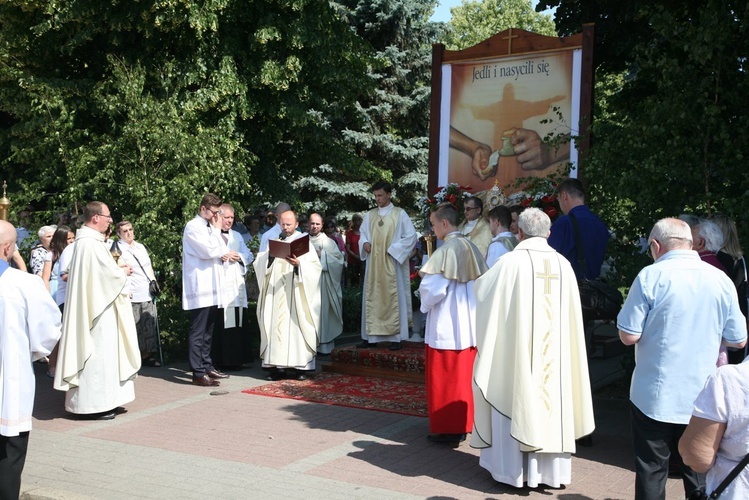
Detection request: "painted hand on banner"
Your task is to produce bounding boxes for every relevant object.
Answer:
[511,129,570,171]
[449,126,496,180]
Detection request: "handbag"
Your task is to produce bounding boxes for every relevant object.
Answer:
[130,249,161,298]
[687,452,749,499]
[569,213,622,321]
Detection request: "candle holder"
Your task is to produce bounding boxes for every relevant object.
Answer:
[0,181,11,222]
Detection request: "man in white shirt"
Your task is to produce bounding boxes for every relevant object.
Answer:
[116,221,161,367]
[485,205,518,267]
[0,220,61,499]
[182,193,233,387]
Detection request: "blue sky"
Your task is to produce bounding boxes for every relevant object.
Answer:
[430,0,551,23]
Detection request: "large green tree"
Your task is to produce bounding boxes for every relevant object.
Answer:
[0,0,370,346]
[295,0,440,220]
[443,0,557,50]
[533,0,749,287]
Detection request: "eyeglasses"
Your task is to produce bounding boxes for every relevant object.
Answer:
[97,213,112,220]
[465,206,479,212]
[209,209,220,215]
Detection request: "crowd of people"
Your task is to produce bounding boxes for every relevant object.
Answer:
[2,177,749,499]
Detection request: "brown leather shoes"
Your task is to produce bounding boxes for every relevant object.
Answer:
[206,370,229,379]
[192,375,220,387]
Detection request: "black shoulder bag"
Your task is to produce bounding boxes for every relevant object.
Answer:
[130,251,161,298]
[688,452,749,499]
[569,213,622,321]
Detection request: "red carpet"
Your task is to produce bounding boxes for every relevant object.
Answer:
[242,372,427,417]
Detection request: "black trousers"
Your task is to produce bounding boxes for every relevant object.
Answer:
[630,402,704,499]
[188,306,218,378]
[0,432,29,500]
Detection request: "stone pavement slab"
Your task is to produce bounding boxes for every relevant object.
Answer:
[22,362,686,499]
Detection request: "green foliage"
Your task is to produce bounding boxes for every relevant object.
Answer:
[296,0,439,219]
[443,0,557,50]
[341,284,363,333]
[0,0,371,355]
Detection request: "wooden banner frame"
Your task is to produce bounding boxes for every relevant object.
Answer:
[427,24,595,196]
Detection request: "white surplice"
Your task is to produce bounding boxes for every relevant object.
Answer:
[54,226,141,415]
[219,229,254,328]
[182,215,229,311]
[310,233,343,354]
[485,231,518,268]
[359,203,417,342]
[254,232,322,370]
[472,236,595,488]
[0,264,62,436]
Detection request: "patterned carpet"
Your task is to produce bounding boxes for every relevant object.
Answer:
[330,342,425,374]
[242,372,427,417]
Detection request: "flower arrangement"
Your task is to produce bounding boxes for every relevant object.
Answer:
[505,175,563,222]
[417,183,472,220]
[410,269,422,309]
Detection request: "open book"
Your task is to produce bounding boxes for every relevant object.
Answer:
[269,233,310,259]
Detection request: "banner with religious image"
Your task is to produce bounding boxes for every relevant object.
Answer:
[428,27,594,202]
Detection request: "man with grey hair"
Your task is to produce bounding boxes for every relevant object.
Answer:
[691,218,727,273]
[473,207,594,488]
[618,217,747,499]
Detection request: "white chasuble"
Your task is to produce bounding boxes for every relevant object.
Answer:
[472,237,594,487]
[54,226,141,414]
[254,233,322,369]
[220,229,253,328]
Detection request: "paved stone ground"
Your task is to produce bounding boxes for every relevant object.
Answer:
[21,360,687,500]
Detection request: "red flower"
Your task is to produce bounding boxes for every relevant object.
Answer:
[544,206,559,218]
[446,193,457,203]
[410,271,418,281]
[541,195,553,203]
[521,197,533,207]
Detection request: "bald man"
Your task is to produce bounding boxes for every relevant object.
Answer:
[0,220,61,498]
[254,210,322,380]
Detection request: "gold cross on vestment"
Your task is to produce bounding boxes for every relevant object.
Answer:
[502,29,519,55]
[536,259,559,295]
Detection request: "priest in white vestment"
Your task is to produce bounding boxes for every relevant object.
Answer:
[254,210,322,380]
[472,207,594,488]
[212,204,254,369]
[54,202,141,420]
[0,221,62,498]
[419,204,487,446]
[458,196,492,258]
[308,213,344,355]
[358,181,418,350]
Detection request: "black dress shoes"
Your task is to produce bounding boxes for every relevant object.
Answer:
[389,342,402,351]
[192,375,220,387]
[206,370,229,379]
[267,369,287,381]
[427,433,466,447]
[77,411,115,420]
[356,341,375,349]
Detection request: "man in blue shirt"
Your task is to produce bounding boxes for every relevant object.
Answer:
[548,178,609,280]
[618,218,747,500]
